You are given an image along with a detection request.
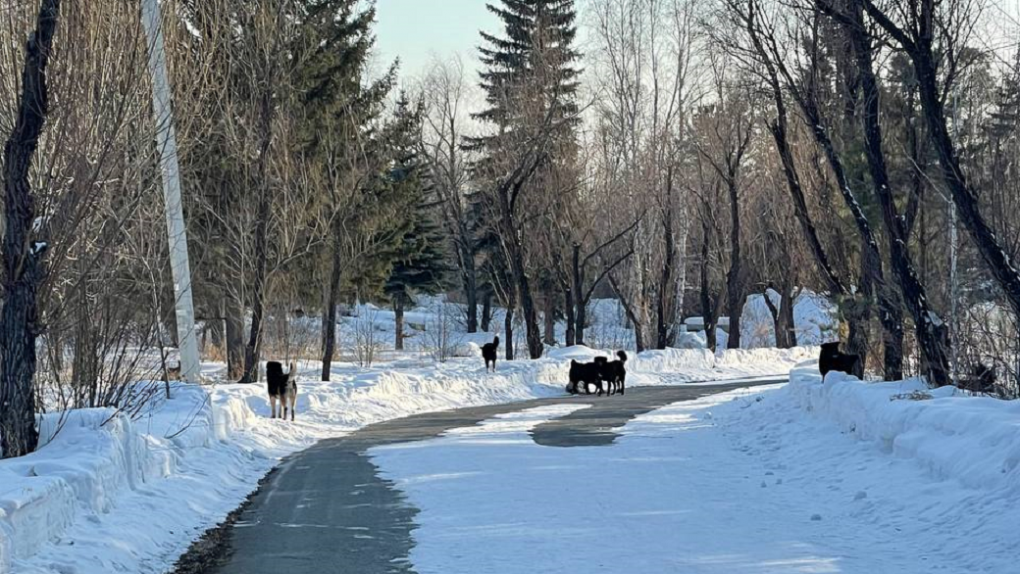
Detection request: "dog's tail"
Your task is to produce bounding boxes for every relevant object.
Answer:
[493,336,500,346]
[288,362,297,378]
[617,350,628,363]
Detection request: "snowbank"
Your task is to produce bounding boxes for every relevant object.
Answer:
[629,346,816,379]
[784,364,1020,492]
[0,385,261,573]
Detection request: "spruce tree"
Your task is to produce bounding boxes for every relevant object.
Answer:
[384,94,450,350]
[468,0,581,360]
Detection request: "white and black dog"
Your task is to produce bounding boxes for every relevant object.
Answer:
[266,361,298,420]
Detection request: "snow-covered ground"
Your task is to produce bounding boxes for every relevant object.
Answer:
[0,344,807,574]
[370,370,1020,574]
[4,294,1016,574]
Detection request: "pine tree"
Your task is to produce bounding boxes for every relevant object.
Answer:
[384,94,450,350]
[468,0,581,360]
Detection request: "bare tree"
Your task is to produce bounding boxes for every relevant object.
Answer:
[420,58,480,333]
[0,0,61,457]
[587,0,702,350]
[692,66,754,349]
[822,0,1020,358]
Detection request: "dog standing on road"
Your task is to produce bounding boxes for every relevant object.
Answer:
[569,357,609,396]
[482,336,500,372]
[599,351,628,395]
[266,361,298,420]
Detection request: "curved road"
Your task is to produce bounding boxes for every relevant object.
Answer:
[194,378,786,574]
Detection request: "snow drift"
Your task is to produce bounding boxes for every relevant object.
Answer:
[786,364,1020,492]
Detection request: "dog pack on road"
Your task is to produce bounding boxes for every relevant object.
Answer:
[566,351,629,397]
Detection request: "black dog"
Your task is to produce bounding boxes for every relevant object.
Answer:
[482,336,500,372]
[569,357,609,396]
[819,342,862,379]
[598,351,629,395]
[963,364,997,393]
[266,361,298,420]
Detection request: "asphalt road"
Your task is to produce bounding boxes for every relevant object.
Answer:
[197,378,786,574]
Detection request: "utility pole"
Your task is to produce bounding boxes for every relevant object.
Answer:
[141,0,201,383]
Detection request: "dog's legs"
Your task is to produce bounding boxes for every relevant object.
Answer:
[269,395,278,419]
[289,393,296,421]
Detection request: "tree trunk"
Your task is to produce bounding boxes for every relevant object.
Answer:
[699,229,719,353]
[543,290,556,346]
[849,3,950,385]
[394,297,405,351]
[844,287,870,379]
[518,275,542,359]
[498,203,542,359]
[240,92,275,385]
[504,303,515,361]
[879,294,905,380]
[209,303,225,355]
[461,247,478,333]
[658,197,676,350]
[224,293,245,380]
[479,291,491,332]
[0,0,61,459]
[241,224,268,384]
[564,286,576,346]
[779,287,797,348]
[763,285,796,349]
[320,241,342,381]
[725,179,743,350]
[575,300,587,348]
[571,244,585,346]
[72,281,98,407]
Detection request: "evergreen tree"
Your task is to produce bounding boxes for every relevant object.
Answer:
[467,0,581,360]
[384,94,450,350]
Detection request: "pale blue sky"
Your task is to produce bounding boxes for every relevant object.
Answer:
[374,0,497,79]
